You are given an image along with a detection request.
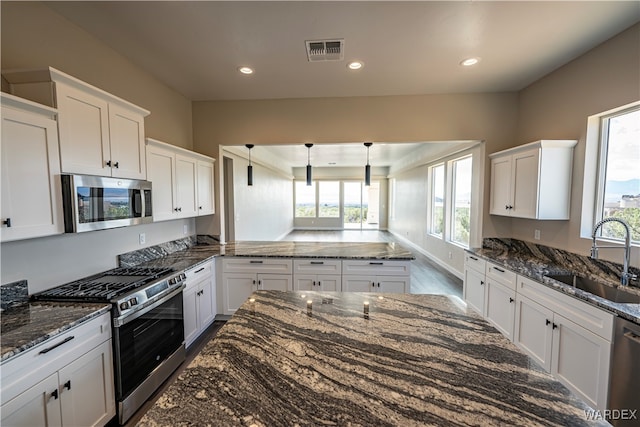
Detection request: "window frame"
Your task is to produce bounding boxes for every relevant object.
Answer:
[450,155,473,248]
[427,163,445,238]
[581,101,640,247]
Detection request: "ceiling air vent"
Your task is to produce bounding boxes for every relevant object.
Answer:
[305,39,344,62]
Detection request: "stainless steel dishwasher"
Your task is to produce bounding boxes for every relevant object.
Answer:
[609,316,640,426]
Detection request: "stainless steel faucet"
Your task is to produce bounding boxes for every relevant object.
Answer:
[591,217,638,286]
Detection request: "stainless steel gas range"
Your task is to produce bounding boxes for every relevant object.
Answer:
[32,266,187,425]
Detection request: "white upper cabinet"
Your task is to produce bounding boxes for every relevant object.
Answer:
[1,93,64,242]
[146,138,216,222]
[489,140,577,220]
[3,67,149,179]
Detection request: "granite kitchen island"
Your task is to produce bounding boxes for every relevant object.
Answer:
[139,291,605,427]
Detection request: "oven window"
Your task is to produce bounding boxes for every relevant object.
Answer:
[114,292,184,399]
[77,187,140,223]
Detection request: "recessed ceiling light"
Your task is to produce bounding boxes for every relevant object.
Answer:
[347,61,363,70]
[238,66,254,75]
[460,57,480,67]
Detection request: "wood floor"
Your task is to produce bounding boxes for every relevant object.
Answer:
[117,230,462,426]
[282,230,463,297]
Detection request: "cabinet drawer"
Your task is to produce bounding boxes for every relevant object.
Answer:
[517,275,614,341]
[222,257,292,274]
[342,260,410,276]
[464,253,486,274]
[486,262,516,289]
[293,259,342,275]
[1,311,111,405]
[185,260,213,282]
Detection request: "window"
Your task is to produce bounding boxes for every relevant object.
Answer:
[451,156,472,247]
[429,164,445,237]
[596,106,640,243]
[318,181,340,217]
[294,181,316,217]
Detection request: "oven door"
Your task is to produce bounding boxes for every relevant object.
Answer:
[113,286,184,401]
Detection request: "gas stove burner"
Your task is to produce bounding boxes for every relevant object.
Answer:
[32,266,176,302]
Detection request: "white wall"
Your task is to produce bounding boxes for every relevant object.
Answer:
[1,219,194,294]
[225,152,294,241]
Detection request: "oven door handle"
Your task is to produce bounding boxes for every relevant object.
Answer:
[113,284,185,328]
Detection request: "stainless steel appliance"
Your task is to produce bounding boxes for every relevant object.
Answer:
[609,316,640,426]
[61,174,153,233]
[32,266,187,425]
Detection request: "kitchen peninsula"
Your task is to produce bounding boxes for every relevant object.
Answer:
[138,291,604,427]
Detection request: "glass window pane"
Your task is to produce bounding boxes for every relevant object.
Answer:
[319,181,340,217]
[295,181,316,217]
[601,108,640,243]
[430,165,444,237]
[452,157,472,247]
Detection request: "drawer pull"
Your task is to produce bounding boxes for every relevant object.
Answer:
[369,262,384,265]
[310,261,325,265]
[39,336,74,354]
[250,260,264,264]
[194,267,205,274]
[493,267,505,273]
[469,256,478,261]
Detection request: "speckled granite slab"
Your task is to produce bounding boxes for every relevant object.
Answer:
[1,280,29,311]
[1,302,111,363]
[469,238,640,324]
[139,291,604,427]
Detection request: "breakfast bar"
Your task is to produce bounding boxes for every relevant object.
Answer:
[138,291,605,426]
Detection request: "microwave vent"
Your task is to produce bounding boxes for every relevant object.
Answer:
[305,39,344,62]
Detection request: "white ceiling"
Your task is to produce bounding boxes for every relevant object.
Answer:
[45,1,640,169]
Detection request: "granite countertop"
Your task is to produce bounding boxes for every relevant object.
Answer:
[0,302,111,363]
[139,291,605,427]
[467,245,640,324]
[119,239,415,272]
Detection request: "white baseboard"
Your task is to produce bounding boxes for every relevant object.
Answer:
[389,231,464,280]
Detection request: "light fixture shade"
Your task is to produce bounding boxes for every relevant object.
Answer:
[246,144,254,186]
[306,164,312,186]
[364,142,373,186]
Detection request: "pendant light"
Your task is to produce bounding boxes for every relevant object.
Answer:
[246,144,254,186]
[305,143,313,186]
[364,142,372,186]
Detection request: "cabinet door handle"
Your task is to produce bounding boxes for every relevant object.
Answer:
[509,297,514,303]
[318,281,321,287]
[505,205,510,210]
[50,389,59,400]
[177,207,182,212]
[545,319,551,326]
[369,262,384,265]
[552,323,558,330]
[63,380,71,391]
[106,160,112,167]
[250,260,264,264]
[480,281,484,286]
[174,207,180,212]
[371,282,375,287]
[113,161,119,169]
[199,206,203,210]
[312,281,316,287]
[39,336,75,354]
[377,282,381,288]
[2,218,11,228]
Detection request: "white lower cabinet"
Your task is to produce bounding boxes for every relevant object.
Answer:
[221,258,293,315]
[341,260,411,293]
[514,277,613,410]
[293,259,342,291]
[484,280,516,341]
[183,261,216,348]
[342,275,409,293]
[463,254,487,314]
[1,312,115,427]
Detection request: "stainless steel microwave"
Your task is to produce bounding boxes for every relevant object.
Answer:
[61,174,152,233]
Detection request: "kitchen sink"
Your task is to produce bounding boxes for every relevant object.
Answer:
[545,274,640,304]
